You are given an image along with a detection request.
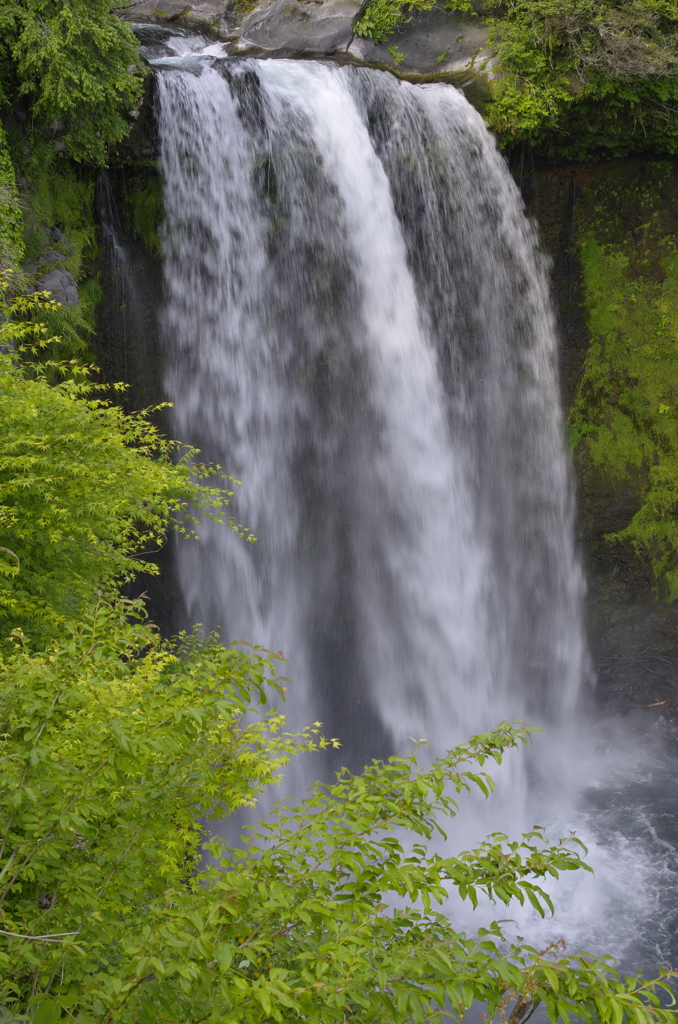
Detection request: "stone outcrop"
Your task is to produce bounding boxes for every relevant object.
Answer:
[119,0,235,36]
[118,0,497,100]
[236,0,362,56]
[34,268,79,307]
[347,6,494,84]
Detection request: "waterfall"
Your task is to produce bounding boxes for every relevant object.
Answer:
[144,45,678,973]
[155,55,588,781]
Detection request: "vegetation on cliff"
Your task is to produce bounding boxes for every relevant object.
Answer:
[355,0,678,161]
[354,0,472,46]
[485,0,678,161]
[0,0,144,349]
[0,128,24,275]
[0,0,144,165]
[567,161,678,597]
[0,0,147,356]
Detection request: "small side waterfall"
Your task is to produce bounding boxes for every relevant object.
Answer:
[155,56,589,781]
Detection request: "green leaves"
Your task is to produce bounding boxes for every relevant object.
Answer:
[354,0,471,44]
[32,997,61,1024]
[484,0,678,159]
[0,287,254,649]
[0,642,675,1024]
[0,0,145,164]
[353,0,678,158]
[0,126,24,275]
[0,596,327,1015]
[0,294,675,1023]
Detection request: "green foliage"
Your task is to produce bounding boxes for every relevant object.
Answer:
[484,0,678,160]
[352,0,678,158]
[123,170,163,258]
[1,657,676,1022]
[0,127,24,275]
[568,163,678,596]
[0,0,145,165]
[354,0,471,46]
[1,288,677,1022]
[18,141,96,285]
[0,287,251,648]
[9,137,101,359]
[0,598,335,1016]
[571,234,678,593]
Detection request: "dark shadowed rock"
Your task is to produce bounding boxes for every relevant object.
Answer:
[34,268,79,307]
[40,250,67,264]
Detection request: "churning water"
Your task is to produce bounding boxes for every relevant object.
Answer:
[144,36,678,980]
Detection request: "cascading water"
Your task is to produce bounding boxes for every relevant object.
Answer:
[139,35,678,979]
[156,55,587,766]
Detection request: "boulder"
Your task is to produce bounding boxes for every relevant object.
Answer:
[34,268,79,308]
[237,0,363,56]
[118,0,233,34]
[348,6,495,87]
[40,250,67,264]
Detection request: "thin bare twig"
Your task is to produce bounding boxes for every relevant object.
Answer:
[0,928,78,941]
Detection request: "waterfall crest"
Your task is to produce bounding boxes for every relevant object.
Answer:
[155,55,589,776]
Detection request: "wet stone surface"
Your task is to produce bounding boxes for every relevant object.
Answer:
[348,6,492,79]
[33,268,79,307]
[238,0,363,55]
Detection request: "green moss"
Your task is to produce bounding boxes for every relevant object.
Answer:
[354,0,471,44]
[0,124,24,274]
[232,0,259,18]
[123,170,163,257]
[9,137,101,359]
[19,140,96,279]
[569,163,678,596]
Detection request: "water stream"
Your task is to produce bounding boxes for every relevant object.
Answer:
[138,34,678,981]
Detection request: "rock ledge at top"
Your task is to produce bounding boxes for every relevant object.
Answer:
[118,0,496,101]
[119,0,235,35]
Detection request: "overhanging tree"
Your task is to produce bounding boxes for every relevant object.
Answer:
[0,0,144,164]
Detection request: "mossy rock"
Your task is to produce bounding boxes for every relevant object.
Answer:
[518,157,678,710]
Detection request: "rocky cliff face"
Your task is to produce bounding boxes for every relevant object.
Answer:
[516,156,678,716]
